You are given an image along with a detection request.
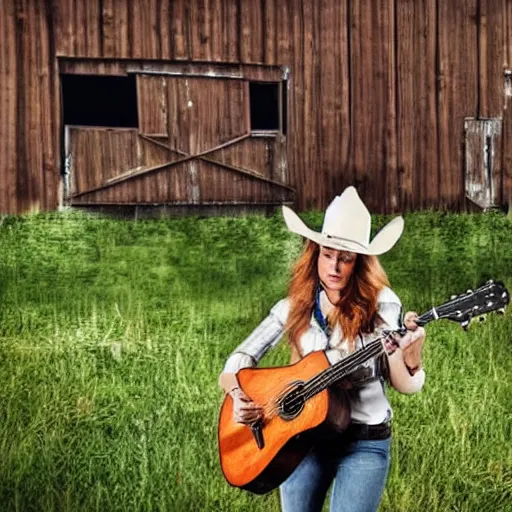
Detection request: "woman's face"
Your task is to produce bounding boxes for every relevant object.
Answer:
[317,246,357,295]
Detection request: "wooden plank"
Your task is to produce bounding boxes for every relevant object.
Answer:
[131,0,144,58]
[209,0,223,61]
[137,75,168,136]
[479,0,506,118]
[67,128,139,196]
[263,0,277,65]
[223,0,238,62]
[51,0,65,56]
[28,0,44,211]
[506,0,512,68]
[382,0,398,213]
[318,0,349,208]
[302,0,321,209]
[54,0,76,56]
[438,0,478,210]
[116,0,130,57]
[275,0,296,202]
[102,0,116,57]
[189,0,213,62]
[170,0,190,60]
[59,59,128,76]
[159,0,171,60]
[13,0,33,212]
[502,98,512,210]
[502,2,512,210]
[85,0,101,57]
[197,160,289,203]
[418,0,438,210]
[239,0,264,63]
[41,0,58,210]
[396,0,438,211]
[465,118,502,208]
[0,0,17,212]
[396,0,414,210]
[288,0,306,207]
[348,0,398,213]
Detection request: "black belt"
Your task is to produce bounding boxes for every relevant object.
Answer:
[344,421,391,441]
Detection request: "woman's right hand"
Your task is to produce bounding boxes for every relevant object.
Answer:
[230,387,264,425]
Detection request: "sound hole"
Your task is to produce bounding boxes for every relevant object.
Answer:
[278,381,306,421]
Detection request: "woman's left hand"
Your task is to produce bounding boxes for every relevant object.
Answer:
[397,311,426,375]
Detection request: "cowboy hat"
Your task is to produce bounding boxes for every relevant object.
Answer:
[282,186,404,255]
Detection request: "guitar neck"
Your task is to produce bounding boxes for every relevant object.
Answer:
[303,309,435,399]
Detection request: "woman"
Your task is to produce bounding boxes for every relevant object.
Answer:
[219,187,426,512]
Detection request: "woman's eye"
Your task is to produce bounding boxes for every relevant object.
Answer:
[324,253,332,259]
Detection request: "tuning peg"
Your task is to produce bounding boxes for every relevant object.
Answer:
[502,292,508,299]
[450,294,457,300]
[478,316,486,323]
[497,308,506,315]
[461,320,469,330]
[487,279,494,284]
[467,289,473,294]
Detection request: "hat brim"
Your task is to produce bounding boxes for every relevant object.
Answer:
[282,206,404,255]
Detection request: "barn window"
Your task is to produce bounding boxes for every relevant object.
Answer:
[249,81,287,135]
[61,74,139,128]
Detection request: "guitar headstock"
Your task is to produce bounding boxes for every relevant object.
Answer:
[416,280,510,329]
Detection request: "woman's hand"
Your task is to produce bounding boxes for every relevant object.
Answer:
[398,311,426,375]
[230,388,264,425]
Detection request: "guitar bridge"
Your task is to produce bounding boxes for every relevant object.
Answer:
[251,421,265,450]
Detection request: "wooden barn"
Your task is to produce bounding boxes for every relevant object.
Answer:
[2,0,512,215]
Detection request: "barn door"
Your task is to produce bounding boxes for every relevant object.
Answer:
[65,70,293,208]
[464,118,502,209]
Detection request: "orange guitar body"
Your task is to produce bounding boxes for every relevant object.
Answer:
[218,351,332,494]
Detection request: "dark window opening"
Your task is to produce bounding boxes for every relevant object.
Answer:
[61,74,139,128]
[250,81,287,134]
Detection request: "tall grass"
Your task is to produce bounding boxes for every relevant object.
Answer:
[0,210,511,511]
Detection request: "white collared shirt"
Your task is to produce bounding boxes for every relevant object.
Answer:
[223,286,426,425]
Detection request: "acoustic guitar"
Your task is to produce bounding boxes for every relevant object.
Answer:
[218,280,509,495]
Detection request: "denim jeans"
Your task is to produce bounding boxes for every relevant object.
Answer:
[279,437,391,512]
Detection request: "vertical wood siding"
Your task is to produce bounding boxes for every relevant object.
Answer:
[2,0,512,214]
[0,0,60,213]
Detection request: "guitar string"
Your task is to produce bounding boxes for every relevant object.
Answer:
[263,332,395,417]
[260,284,505,418]
[259,341,384,418]
[262,337,386,418]
[262,341,385,419]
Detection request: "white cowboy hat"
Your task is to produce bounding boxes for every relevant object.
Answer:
[282,186,404,255]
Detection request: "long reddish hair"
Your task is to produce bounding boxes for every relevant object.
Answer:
[285,240,390,353]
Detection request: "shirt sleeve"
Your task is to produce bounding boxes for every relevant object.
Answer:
[378,286,426,393]
[222,299,289,374]
[377,286,403,330]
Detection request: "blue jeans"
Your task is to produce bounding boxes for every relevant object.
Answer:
[279,437,391,512]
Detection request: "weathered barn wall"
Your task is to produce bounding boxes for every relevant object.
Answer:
[2,0,512,214]
[0,0,60,213]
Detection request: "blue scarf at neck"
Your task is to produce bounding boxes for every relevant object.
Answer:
[314,285,332,337]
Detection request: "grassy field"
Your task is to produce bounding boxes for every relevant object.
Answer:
[0,209,511,511]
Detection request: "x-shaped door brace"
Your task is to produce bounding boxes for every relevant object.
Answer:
[70,132,295,200]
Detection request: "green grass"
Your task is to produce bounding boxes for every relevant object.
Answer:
[0,209,511,511]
